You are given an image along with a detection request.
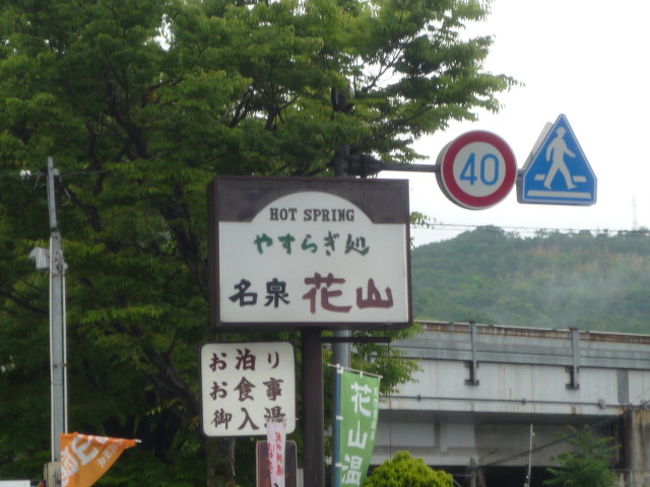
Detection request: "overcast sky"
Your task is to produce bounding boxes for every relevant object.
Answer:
[385,0,650,246]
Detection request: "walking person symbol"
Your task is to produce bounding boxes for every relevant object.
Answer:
[544,126,576,189]
[519,114,596,205]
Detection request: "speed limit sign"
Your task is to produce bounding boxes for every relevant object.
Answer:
[436,131,517,209]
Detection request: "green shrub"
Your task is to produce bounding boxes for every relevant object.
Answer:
[364,450,453,487]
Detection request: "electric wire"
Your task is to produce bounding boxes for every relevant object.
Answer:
[2,167,648,238]
[479,412,626,468]
[0,168,108,178]
[412,221,650,237]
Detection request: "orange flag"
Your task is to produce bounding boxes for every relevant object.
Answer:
[60,433,138,487]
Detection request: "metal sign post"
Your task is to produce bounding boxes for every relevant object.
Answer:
[301,329,325,487]
[256,440,298,487]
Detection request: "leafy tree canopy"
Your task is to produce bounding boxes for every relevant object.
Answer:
[0,0,511,484]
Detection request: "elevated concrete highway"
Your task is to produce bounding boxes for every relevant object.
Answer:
[373,321,650,487]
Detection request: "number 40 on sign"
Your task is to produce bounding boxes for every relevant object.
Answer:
[436,131,517,210]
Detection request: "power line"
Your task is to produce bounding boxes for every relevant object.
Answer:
[2,169,649,237]
[411,221,650,238]
[480,413,625,468]
[0,168,108,179]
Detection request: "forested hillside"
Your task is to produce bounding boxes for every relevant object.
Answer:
[412,226,650,333]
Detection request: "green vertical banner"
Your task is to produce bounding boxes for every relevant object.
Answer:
[336,370,380,487]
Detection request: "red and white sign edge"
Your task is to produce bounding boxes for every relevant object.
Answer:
[436,130,517,210]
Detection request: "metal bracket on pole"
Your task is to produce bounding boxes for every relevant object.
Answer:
[566,327,580,390]
[330,147,440,178]
[465,321,480,385]
[44,461,61,487]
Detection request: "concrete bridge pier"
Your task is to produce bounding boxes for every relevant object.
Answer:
[624,409,650,487]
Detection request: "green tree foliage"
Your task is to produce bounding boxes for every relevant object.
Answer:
[412,227,650,331]
[0,0,511,484]
[544,426,619,487]
[364,450,453,487]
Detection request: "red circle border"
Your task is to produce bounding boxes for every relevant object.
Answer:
[440,131,517,209]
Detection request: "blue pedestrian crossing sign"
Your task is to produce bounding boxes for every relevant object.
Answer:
[518,114,596,205]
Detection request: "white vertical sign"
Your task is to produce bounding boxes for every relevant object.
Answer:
[266,421,286,487]
[200,342,295,437]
